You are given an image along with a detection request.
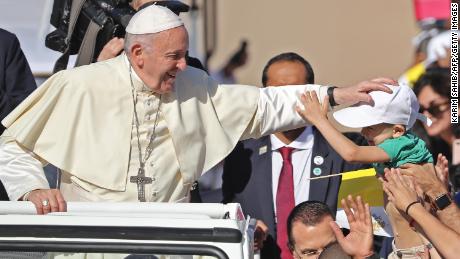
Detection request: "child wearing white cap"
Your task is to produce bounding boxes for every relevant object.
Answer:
[331,85,431,170]
[297,84,437,258]
[297,84,433,172]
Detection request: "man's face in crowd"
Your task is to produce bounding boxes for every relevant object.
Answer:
[141,26,188,93]
[290,215,336,259]
[266,60,307,87]
[266,59,308,136]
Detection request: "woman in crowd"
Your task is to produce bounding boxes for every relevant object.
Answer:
[413,68,452,159]
[413,68,460,189]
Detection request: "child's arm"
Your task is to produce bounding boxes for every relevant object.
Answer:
[296,91,390,163]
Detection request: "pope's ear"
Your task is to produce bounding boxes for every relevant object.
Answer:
[130,43,144,67]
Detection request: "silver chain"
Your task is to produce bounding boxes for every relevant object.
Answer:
[129,65,162,170]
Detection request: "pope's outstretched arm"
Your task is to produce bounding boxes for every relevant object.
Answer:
[0,73,394,214]
[241,77,394,139]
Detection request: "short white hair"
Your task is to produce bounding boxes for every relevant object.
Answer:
[124,32,157,56]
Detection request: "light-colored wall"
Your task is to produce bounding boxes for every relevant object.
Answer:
[206,0,419,87]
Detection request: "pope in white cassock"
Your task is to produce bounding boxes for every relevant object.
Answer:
[0,5,393,214]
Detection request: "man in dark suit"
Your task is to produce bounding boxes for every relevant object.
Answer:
[201,52,368,259]
[0,28,37,200]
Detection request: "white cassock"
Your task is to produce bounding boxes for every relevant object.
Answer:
[0,54,329,203]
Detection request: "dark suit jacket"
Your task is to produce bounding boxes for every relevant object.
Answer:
[0,28,37,200]
[201,127,368,259]
[0,28,37,134]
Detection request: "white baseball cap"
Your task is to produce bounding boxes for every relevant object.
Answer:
[333,84,431,129]
[126,4,184,35]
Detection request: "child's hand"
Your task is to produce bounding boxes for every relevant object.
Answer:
[296,91,329,125]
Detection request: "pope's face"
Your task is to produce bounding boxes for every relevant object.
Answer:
[141,26,189,93]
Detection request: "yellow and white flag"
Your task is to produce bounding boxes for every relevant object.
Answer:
[336,168,393,237]
[337,168,383,207]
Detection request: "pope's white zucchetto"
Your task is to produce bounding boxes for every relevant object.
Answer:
[126,4,184,35]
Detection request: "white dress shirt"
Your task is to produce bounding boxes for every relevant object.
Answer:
[270,127,314,214]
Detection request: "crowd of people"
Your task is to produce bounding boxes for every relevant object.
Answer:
[0,0,458,259]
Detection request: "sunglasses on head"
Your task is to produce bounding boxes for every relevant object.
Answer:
[419,101,449,117]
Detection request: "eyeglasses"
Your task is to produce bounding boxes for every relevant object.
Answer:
[292,242,338,259]
[419,101,449,117]
[293,248,321,259]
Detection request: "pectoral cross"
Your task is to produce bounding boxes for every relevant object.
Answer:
[130,167,153,202]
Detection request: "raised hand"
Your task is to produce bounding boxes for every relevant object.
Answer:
[296,91,329,126]
[334,78,395,106]
[399,163,447,197]
[329,195,373,259]
[434,153,450,189]
[381,168,419,212]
